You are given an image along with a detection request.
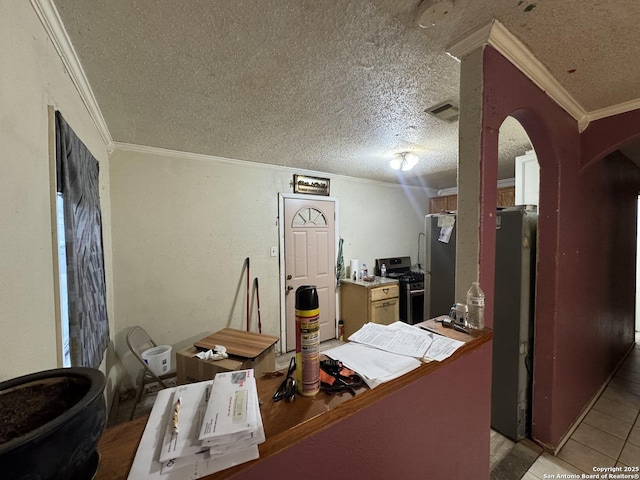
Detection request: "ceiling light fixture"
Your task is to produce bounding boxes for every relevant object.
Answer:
[389,152,419,171]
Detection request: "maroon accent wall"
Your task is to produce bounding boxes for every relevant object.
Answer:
[581,110,640,169]
[481,46,640,448]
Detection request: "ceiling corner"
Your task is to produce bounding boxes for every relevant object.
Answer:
[446,20,494,61]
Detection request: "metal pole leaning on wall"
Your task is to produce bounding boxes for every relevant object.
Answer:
[246,257,250,331]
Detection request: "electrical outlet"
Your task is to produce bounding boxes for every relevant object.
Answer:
[270,246,278,257]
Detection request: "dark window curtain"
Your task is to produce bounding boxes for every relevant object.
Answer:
[55,111,109,368]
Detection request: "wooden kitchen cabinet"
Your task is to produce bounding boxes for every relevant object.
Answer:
[339,278,399,339]
[429,194,457,213]
[497,187,515,207]
[429,187,515,213]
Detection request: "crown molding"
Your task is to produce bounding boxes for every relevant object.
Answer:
[488,21,588,127]
[446,21,493,61]
[447,19,589,129]
[586,98,640,124]
[112,142,433,191]
[30,0,113,150]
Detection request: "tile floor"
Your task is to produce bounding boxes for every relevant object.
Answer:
[523,342,640,479]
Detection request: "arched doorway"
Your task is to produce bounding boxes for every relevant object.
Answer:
[492,117,540,442]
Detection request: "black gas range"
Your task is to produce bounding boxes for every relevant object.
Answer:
[374,257,424,325]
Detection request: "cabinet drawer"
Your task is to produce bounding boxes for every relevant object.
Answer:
[370,284,398,302]
[370,298,399,325]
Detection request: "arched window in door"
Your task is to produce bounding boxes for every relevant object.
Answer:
[292,207,327,227]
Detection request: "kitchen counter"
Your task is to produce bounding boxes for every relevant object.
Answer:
[340,276,398,288]
[340,277,400,337]
[96,327,493,480]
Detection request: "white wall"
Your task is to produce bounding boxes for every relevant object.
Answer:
[109,145,432,386]
[0,3,113,381]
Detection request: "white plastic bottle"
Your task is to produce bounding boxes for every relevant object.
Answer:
[466,282,485,330]
[381,263,387,277]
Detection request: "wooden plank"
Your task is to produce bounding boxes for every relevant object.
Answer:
[194,328,278,359]
[96,416,146,480]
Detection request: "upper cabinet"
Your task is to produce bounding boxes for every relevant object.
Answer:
[497,186,515,208]
[429,186,515,214]
[515,150,539,206]
[429,195,457,214]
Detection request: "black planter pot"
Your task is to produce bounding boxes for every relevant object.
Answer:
[0,367,106,480]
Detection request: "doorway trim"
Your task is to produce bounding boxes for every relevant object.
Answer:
[278,193,340,351]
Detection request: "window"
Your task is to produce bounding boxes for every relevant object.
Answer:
[292,207,327,227]
[56,192,71,367]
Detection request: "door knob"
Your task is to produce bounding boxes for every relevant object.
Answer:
[287,285,294,291]
[287,275,292,280]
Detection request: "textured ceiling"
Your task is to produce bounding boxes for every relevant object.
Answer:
[51,0,640,189]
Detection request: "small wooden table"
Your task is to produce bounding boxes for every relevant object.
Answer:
[194,328,279,359]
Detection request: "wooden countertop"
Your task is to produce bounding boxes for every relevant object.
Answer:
[96,327,493,480]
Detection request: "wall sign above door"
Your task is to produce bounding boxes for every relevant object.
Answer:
[293,174,330,196]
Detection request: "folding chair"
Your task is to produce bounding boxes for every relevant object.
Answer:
[126,326,176,420]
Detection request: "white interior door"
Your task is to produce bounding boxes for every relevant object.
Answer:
[283,196,336,352]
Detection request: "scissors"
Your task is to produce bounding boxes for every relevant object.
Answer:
[272,356,297,403]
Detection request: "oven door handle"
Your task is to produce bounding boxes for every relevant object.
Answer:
[409,289,424,295]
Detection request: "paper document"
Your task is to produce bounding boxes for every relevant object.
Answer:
[323,342,421,388]
[128,387,258,480]
[202,392,265,451]
[128,370,264,480]
[409,320,466,361]
[421,333,465,361]
[159,445,259,477]
[348,321,433,358]
[199,370,258,441]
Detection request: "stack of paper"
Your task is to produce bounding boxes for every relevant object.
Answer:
[323,321,465,388]
[323,342,422,389]
[198,370,264,453]
[128,369,263,480]
[349,321,465,362]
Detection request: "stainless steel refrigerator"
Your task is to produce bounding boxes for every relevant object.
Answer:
[491,205,537,441]
[423,212,457,320]
[424,205,538,441]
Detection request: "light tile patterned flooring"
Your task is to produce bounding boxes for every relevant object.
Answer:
[523,342,640,479]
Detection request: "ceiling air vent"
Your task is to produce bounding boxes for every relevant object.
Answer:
[425,100,459,123]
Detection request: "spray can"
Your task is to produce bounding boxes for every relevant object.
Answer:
[295,285,320,396]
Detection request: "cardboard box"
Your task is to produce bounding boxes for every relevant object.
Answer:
[176,344,276,385]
